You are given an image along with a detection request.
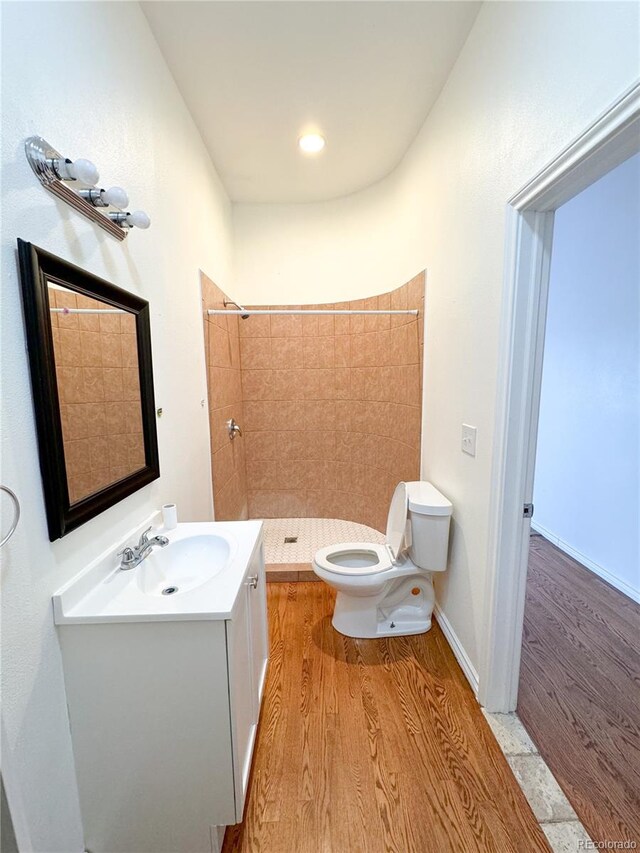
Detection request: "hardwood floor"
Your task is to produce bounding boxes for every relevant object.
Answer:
[224,582,549,853]
[518,534,640,845]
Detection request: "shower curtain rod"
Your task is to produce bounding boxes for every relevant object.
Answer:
[207,308,419,316]
[50,307,124,314]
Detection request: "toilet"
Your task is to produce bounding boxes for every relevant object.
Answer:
[312,481,452,638]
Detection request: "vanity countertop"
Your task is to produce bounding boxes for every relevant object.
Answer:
[53,519,263,625]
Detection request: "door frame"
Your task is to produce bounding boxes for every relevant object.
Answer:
[479,80,640,712]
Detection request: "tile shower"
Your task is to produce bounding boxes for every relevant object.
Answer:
[201,274,249,521]
[201,273,425,559]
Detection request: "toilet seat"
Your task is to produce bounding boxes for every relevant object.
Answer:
[313,483,409,578]
[314,542,393,576]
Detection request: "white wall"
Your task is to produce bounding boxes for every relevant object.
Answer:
[533,153,640,601]
[234,1,640,677]
[0,3,233,849]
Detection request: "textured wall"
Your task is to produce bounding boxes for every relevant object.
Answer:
[237,274,424,532]
[1,4,234,848]
[201,274,248,520]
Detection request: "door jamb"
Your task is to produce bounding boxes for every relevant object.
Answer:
[480,80,640,712]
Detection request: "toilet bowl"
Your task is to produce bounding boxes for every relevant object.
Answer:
[312,481,452,638]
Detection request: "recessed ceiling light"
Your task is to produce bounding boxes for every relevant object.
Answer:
[298,133,325,154]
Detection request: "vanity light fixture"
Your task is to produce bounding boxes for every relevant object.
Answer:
[53,156,100,185]
[108,210,151,230]
[79,186,129,209]
[24,136,150,240]
[298,133,326,154]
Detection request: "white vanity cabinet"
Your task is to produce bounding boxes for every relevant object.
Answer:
[55,521,268,853]
[226,546,269,818]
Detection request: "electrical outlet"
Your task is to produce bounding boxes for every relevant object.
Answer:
[462,424,477,457]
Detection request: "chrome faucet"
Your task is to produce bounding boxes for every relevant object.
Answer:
[226,418,242,440]
[118,526,169,570]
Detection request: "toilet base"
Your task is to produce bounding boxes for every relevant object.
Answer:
[330,575,435,639]
[332,610,432,639]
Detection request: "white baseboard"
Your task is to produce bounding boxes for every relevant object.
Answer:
[210,825,226,853]
[532,522,640,605]
[434,603,479,697]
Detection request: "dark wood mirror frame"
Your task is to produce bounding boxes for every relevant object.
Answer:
[17,239,160,540]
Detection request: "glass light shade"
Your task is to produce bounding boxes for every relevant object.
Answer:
[127,210,150,229]
[101,186,129,208]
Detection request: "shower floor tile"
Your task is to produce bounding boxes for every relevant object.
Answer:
[262,517,385,565]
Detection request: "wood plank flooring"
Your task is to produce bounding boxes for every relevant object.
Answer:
[223,582,549,853]
[518,534,640,845]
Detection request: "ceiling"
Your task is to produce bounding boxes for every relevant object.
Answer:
[142,2,481,204]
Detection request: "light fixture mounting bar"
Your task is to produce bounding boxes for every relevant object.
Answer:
[24,136,126,241]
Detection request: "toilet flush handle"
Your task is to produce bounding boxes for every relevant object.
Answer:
[226,418,242,440]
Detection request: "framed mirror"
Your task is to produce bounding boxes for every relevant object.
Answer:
[17,239,160,540]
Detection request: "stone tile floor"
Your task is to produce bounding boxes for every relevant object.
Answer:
[482,710,592,851]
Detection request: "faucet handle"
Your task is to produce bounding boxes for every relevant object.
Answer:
[137,525,153,548]
[117,546,136,570]
[226,418,242,440]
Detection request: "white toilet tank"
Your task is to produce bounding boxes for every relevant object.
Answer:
[405,481,453,571]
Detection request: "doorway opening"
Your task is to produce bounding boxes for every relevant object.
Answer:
[482,81,640,715]
[480,79,640,847]
[517,152,640,844]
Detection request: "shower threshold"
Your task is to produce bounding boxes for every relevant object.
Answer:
[262,517,385,582]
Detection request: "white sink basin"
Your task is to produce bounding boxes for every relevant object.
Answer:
[53,519,264,623]
[136,534,231,596]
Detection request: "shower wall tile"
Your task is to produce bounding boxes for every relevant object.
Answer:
[270,308,302,338]
[301,309,319,337]
[201,273,248,521]
[272,369,306,401]
[270,337,299,368]
[302,369,334,400]
[334,335,350,366]
[237,273,425,532]
[334,311,350,336]
[273,460,307,491]
[303,336,334,368]
[202,275,424,528]
[349,299,366,335]
[239,337,271,369]
[304,400,336,431]
[317,305,335,337]
[277,401,307,431]
[209,328,232,368]
[238,308,270,338]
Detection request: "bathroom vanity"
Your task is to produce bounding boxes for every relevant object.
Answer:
[53,519,268,853]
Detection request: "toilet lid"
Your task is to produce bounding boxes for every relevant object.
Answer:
[386,481,408,561]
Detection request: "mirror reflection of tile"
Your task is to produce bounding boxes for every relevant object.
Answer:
[48,283,145,504]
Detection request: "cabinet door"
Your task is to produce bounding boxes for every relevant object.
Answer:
[226,581,256,822]
[227,547,270,823]
[247,547,269,708]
